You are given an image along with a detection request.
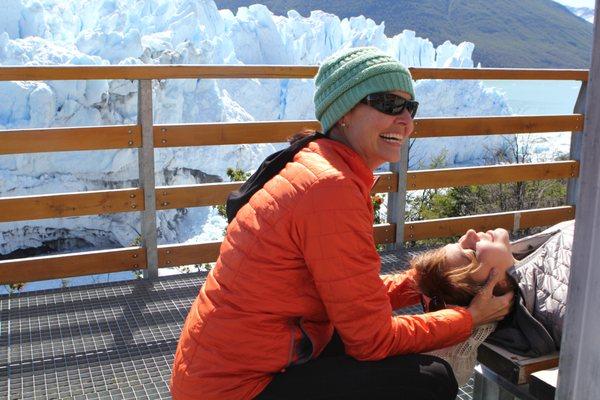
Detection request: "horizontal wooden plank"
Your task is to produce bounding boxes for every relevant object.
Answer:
[0,125,141,155]
[521,360,560,387]
[0,207,572,282]
[156,182,240,209]
[0,65,319,81]
[0,65,588,82]
[404,206,575,241]
[157,225,395,266]
[158,242,222,267]
[156,172,398,210]
[518,206,576,230]
[0,188,143,222]
[0,116,581,155]
[0,247,145,284]
[412,115,583,138]
[409,68,588,81]
[157,160,575,210]
[158,209,569,253]
[154,121,322,147]
[154,115,582,147]
[407,161,579,190]
[372,172,398,193]
[374,223,396,244]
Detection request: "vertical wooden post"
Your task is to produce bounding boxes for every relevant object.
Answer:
[138,80,158,280]
[557,1,600,397]
[386,141,409,249]
[566,82,587,205]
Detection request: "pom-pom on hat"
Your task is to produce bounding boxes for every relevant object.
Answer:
[314,47,415,133]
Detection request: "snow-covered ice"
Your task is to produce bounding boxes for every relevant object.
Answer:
[1,0,550,269]
[554,0,595,22]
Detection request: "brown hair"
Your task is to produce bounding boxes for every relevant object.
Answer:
[411,247,485,307]
[288,128,318,145]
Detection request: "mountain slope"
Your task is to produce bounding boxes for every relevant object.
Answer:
[215,0,593,68]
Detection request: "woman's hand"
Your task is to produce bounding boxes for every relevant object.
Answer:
[467,268,514,327]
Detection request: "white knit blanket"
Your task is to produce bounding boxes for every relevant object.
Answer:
[426,322,497,386]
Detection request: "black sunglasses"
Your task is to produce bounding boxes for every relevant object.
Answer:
[420,293,446,313]
[360,92,419,118]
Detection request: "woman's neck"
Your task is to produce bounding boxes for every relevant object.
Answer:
[328,126,350,148]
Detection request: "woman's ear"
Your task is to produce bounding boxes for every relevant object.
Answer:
[328,117,351,144]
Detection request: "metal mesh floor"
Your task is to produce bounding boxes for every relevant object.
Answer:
[1,273,202,399]
[1,251,473,399]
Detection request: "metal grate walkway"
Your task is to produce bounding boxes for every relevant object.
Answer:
[1,251,474,399]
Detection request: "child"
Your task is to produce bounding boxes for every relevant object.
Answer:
[411,223,574,383]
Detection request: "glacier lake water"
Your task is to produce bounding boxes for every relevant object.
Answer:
[483,80,582,115]
[482,79,583,160]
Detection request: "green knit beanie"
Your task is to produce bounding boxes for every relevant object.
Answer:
[314,47,415,133]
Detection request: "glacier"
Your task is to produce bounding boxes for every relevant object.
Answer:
[0,0,514,271]
[567,6,595,22]
[554,0,595,23]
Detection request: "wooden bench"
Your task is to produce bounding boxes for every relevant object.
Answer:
[474,342,559,400]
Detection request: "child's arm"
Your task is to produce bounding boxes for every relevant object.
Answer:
[380,269,421,309]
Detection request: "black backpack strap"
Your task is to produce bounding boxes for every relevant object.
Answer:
[225,132,327,222]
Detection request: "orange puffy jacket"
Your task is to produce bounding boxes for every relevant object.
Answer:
[170,138,473,400]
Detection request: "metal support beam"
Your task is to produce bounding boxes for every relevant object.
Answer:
[557,1,600,397]
[566,82,587,205]
[386,141,409,249]
[137,80,158,280]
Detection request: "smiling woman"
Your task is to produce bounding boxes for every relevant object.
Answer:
[328,89,415,169]
[170,47,511,400]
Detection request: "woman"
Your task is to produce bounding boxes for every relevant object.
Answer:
[170,47,512,400]
[414,221,574,360]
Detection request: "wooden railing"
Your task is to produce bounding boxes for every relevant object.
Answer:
[0,66,587,284]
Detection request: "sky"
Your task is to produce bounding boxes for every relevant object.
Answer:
[554,0,596,8]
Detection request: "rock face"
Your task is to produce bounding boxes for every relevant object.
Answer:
[0,0,510,259]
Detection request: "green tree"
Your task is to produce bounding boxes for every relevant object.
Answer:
[215,167,252,219]
[406,137,568,246]
[5,282,26,294]
[371,194,384,224]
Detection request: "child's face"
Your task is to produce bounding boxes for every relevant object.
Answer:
[444,228,514,282]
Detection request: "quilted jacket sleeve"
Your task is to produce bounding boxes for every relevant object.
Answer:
[292,177,473,360]
[381,270,421,310]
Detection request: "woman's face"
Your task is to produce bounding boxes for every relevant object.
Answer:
[337,90,415,170]
[444,228,514,282]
